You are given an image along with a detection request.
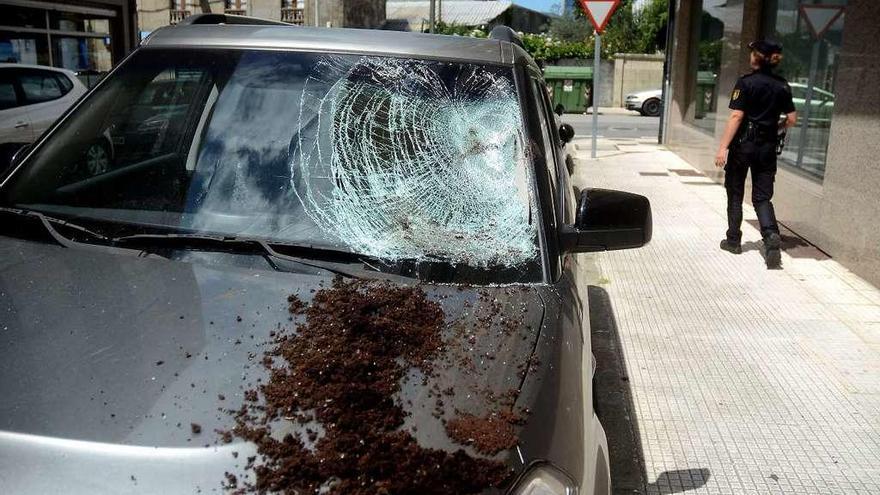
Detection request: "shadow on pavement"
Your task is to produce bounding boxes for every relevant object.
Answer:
[645,469,712,494]
[589,286,710,495]
[743,221,830,261]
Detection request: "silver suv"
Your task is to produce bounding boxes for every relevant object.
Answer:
[0,15,652,495]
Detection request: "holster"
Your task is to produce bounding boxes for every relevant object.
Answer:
[736,121,777,146]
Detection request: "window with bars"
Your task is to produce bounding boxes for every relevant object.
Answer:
[169,0,191,24]
[281,0,304,24]
[225,0,247,15]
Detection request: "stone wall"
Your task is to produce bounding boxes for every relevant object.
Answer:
[250,0,282,21]
[611,53,664,107]
[301,0,383,27]
[808,0,880,286]
[344,0,385,28]
[137,0,226,34]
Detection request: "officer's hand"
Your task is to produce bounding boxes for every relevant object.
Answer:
[714,149,727,168]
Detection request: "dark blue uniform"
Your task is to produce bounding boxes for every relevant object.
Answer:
[724,69,795,246]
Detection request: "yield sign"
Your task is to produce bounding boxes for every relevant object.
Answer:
[800,4,845,39]
[579,0,621,34]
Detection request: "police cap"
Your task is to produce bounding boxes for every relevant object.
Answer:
[748,40,783,56]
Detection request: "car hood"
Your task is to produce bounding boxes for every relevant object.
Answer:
[0,237,547,493]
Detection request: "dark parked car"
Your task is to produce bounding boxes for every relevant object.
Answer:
[0,16,650,495]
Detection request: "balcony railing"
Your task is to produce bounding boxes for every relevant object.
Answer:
[281,7,304,25]
[169,9,191,24]
[225,9,246,16]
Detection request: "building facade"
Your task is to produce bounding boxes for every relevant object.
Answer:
[663,0,880,287]
[138,0,384,35]
[1,0,138,77]
[384,1,551,34]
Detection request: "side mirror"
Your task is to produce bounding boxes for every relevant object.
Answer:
[559,123,575,144]
[554,103,565,116]
[560,188,652,253]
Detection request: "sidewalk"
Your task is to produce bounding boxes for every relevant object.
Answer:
[584,107,640,116]
[572,144,880,494]
[572,136,660,158]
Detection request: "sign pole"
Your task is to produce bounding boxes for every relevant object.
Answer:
[592,31,600,159]
[795,41,820,169]
[580,0,619,159]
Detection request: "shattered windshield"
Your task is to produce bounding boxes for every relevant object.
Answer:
[0,49,541,282]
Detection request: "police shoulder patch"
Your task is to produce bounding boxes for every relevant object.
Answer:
[732,89,740,100]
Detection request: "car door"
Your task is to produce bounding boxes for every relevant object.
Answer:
[0,69,34,145]
[16,69,72,139]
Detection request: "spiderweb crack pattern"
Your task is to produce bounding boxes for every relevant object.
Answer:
[292,56,538,267]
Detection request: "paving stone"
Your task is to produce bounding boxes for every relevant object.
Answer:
[574,145,880,494]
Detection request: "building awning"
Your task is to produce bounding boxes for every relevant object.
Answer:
[385,0,513,30]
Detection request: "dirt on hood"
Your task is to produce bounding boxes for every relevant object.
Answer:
[225,278,524,494]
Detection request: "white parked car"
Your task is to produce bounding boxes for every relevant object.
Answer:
[0,64,87,166]
[625,88,663,117]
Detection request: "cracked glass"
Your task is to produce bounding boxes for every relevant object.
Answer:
[1,49,543,282]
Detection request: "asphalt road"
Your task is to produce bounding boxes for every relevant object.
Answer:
[560,112,660,141]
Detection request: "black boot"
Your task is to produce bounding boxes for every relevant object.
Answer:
[720,239,742,254]
[764,232,781,269]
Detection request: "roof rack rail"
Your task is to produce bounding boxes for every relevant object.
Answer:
[488,25,524,50]
[176,13,290,27]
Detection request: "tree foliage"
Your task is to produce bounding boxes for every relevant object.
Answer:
[548,10,591,43]
[435,0,669,63]
[433,21,488,38]
[633,0,669,54]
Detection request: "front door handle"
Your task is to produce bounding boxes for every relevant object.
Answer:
[14,121,29,129]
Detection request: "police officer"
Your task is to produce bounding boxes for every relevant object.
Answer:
[714,39,797,269]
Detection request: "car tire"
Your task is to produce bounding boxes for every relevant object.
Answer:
[83,139,112,176]
[641,98,661,117]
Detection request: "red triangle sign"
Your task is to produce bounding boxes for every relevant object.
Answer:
[800,4,845,39]
[579,0,621,34]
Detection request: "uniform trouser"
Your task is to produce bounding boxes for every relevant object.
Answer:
[724,139,779,243]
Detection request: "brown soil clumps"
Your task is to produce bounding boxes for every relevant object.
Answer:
[285,294,306,315]
[445,411,524,455]
[227,278,513,494]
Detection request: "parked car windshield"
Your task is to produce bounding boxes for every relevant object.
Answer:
[0,49,542,283]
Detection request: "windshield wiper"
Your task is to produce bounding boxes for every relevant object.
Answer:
[112,233,385,280]
[0,206,110,247]
[0,209,411,280]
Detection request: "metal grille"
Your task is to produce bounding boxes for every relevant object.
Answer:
[169,9,191,24]
[281,7,304,24]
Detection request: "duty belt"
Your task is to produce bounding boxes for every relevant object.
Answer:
[740,121,777,142]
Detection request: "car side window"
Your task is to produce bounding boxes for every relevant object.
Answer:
[19,70,67,104]
[530,77,566,227]
[55,73,74,94]
[534,78,575,225]
[0,76,17,110]
[96,67,211,173]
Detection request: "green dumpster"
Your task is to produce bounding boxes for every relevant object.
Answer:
[543,66,593,114]
[695,70,718,119]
